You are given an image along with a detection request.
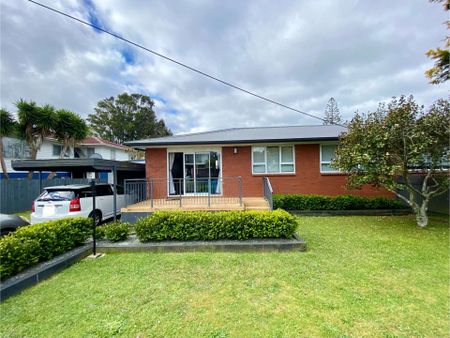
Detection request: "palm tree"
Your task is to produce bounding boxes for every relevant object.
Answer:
[47,109,88,179]
[0,109,17,179]
[54,109,88,157]
[16,100,55,179]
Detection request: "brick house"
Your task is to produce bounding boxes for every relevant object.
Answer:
[123,125,390,213]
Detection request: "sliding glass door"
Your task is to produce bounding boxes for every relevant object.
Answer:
[168,151,221,196]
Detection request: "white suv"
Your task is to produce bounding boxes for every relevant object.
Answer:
[30,184,125,225]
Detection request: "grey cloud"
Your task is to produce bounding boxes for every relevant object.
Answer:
[1,0,448,134]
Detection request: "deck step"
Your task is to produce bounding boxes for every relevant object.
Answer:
[243,197,270,211]
[122,197,270,212]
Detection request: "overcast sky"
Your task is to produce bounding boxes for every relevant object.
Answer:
[1,0,448,134]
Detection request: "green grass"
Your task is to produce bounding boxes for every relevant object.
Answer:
[1,215,448,337]
[13,210,31,221]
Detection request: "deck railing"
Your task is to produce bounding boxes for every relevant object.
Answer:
[124,177,243,208]
[263,177,273,210]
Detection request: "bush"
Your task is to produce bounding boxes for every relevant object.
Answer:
[97,221,129,242]
[0,217,91,280]
[135,209,297,241]
[273,194,405,211]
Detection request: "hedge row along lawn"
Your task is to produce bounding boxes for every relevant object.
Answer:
[0,217,91,280]
[273,194,405,210]
[1,214,448,337]
[135,209,297,241]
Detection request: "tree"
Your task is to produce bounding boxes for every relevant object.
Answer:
[16,100,55,179]
[53,109,88,158]
[333,95,449,228]
[47,109,89,179]
[425,0,449,84]
[323,97,343,125]
[0,109,17,179]
[87,93,172,144]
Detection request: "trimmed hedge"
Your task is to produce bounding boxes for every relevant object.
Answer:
[0,217,91,280]
[273,194,405,211]
[135,210,297,241]
[97,221,129,242]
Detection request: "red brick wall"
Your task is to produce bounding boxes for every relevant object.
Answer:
[145,148,167,198]
[146,145,392,198]
[222,145,392,197]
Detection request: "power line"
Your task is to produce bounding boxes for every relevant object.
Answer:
[28,0,342,126]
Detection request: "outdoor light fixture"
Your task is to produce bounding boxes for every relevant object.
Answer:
[233,147,238,154]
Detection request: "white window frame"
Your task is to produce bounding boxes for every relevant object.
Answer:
[320,144,341,173]
[251,145,295,174]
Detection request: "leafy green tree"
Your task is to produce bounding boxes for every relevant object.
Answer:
[47,109,89,179]
[16,100,55,179]
[0,109,17,179]
[333,95,449,228]
[53,109,88,158]
[323,97,343,125]
[425,0,449,84]
[87,93,172,144]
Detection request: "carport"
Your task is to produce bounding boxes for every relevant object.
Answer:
[12,159,145,220]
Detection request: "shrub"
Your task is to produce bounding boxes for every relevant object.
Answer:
[273,194,405,210]
[98,221,129,242]
[135,209,297,241]
[0,217,91,280]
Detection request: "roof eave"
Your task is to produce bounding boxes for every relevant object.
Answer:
[126,136,341,147]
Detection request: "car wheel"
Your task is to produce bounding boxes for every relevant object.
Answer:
[88,211,102,226]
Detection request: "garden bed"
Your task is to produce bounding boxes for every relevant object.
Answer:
[289,209,411,216]
[97,233,306,253]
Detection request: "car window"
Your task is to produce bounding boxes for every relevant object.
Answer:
[116,185,124,194]
[79,189,93,198]
[96,185,113,196]
[38,190,76,201]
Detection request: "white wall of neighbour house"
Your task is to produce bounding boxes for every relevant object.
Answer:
[90,146,130,183]
[1,137,130,180]
[1,137,73,175]
[92,145,129,161]
[37,140,73,160]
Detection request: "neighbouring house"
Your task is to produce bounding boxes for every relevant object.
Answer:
[121,125,392,215]
[1,136,132,181]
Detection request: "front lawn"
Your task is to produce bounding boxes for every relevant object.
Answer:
[1,215,448,337]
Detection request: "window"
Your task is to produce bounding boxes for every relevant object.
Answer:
[86,148,95,158]
[252,146,295,174]
[320,144,340,172]
[3,137,31,159]
[52,144,70,157]
[53,144,61,156]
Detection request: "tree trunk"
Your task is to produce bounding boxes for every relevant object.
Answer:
[0,138,9,179]
[47,171,57,180]
[28,148,38,179]
[415,199,430,228]
[47,143,69,180]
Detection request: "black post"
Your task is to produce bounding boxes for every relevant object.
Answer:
[90,180,97,256]
[112,165,117,221]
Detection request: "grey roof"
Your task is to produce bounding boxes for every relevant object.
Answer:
[11,159,144,172]
[126,125,347,147]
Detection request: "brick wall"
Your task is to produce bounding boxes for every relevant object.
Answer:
[222,145,392,197]
[145,148,167,198]
[146,145,392,198]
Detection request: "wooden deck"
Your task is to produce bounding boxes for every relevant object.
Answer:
[122,197,270,212]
